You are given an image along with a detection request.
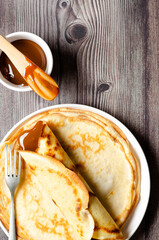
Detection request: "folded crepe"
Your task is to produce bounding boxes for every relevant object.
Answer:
[33,121,124,239]
[0,143,78,240]
[19,151,94,240]
[39,108,140,228]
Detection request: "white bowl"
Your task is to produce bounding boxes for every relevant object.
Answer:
[0,32,53,92]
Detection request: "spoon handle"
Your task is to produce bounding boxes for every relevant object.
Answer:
[0,35,29,76]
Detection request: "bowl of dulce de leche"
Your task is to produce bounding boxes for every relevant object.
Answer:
[0,32,53,91]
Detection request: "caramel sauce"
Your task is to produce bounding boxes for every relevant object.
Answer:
[23,58,59,100]
[0,39,47,86]
[23,58,48,98]
[17,121,45,151]
[24,60,37,83]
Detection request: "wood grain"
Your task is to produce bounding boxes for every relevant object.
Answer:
[0,0,158,239]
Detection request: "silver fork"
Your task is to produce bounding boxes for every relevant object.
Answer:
[5,145,21,240]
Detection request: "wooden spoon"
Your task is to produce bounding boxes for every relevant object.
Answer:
[0,35,59,100]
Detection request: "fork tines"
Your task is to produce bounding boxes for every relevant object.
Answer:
[5,145,21,177]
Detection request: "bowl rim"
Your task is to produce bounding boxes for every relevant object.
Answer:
[0,31,53,92]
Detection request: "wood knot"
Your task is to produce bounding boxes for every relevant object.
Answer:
[65,23,88,43]
[58,0,70,8]
[98,83,111,92]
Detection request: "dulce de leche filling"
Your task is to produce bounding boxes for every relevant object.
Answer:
[17,121,45,151]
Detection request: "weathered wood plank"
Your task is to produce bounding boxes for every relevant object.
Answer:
[0,0,158,239]
[144,0,159,239]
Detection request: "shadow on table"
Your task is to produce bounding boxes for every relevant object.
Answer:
[128,127,159,239]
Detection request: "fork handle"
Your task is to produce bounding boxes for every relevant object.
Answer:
[9,194,16,240]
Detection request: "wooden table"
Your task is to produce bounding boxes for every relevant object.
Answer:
[0,0,158,239]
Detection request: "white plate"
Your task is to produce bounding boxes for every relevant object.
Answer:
[0,104,150,239]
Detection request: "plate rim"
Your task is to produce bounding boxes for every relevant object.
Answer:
[0,103,150,239]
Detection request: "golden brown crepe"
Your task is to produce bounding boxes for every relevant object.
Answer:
[0,143,77,240]
[40,108,140,227]
[32,121,124,239]
[19,151,94,240]
[0,107,140,239]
